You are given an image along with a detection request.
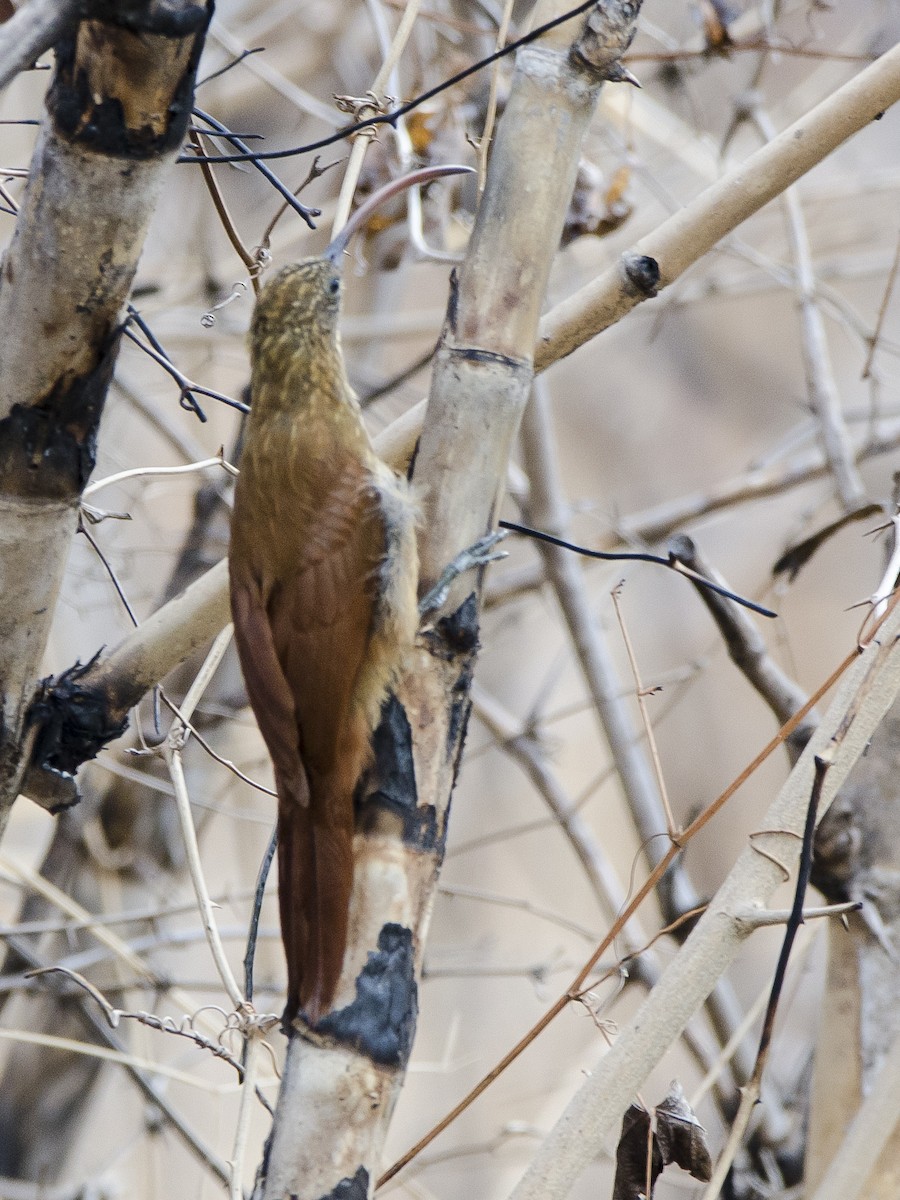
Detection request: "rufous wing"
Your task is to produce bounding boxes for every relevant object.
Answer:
[229,577,308,807]
[232,475,389,1023]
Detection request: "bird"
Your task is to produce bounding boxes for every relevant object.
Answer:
[228,166,470,1024]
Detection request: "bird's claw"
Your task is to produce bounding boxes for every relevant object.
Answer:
[419,530,509,616]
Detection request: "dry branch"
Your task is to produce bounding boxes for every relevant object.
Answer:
[670,536,818,757]
[748,101,865,512]
[2,6,898,1195]
[507,602,900,1200]
[535,38,900,367]
[810,1023,900,1200]
[470,680,726,1093]
[519,383,794,1142]
[805,705,900,1196]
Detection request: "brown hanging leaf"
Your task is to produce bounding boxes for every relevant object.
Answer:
[612,1103,663,1200]
[655,1082,713,1182]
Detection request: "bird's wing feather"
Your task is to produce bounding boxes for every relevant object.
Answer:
[230,442,396,1020]
[229,573,309,808]
[268,471,386,792]
[266,472,389,1020]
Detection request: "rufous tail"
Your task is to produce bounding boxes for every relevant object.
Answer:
[277,783,354,1025]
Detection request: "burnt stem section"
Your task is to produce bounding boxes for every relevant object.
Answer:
[0,0,212,819]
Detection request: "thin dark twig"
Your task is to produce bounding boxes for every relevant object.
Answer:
[124,306,169,359]
[499,521,777,618]
[191,107,319,228]
[752,752,828,1078]
[180,0,605,165]
[197,45,264,88]
[187,126,264,139]
[188,128,260,291]
[124,307,207,420]
[77,516,138,627]
[244,823,278,1002]
[0,183,19,216]
[258,153,343,251]
[155,687,277,797]
[122,321,249,416]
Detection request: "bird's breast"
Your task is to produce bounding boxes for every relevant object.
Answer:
[235,417,383,584]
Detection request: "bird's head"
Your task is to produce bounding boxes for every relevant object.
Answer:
[251,257,343,358]
[251,164,473,367]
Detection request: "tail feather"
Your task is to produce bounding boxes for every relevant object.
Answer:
[278,785,354,1025]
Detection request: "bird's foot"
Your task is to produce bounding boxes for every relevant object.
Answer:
[419,530,508,617]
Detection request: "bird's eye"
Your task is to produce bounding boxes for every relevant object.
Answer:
[328,276,341,296]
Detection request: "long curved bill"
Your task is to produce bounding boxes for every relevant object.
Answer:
[323,164,473,262]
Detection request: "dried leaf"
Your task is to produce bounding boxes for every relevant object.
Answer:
[655,1082,713,1182]
[612,1103,663,1200]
